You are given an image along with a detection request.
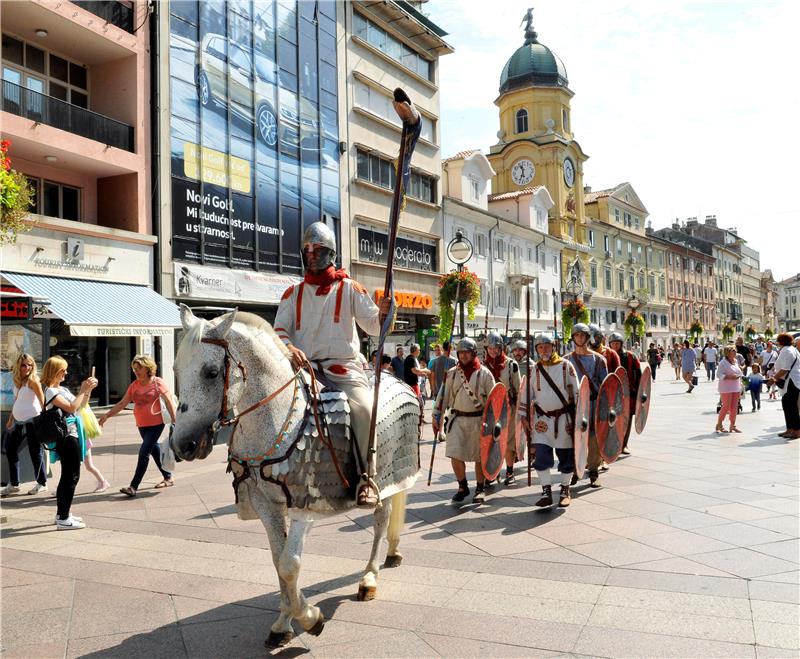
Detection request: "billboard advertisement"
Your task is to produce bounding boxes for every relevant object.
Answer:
[169,0,340,275]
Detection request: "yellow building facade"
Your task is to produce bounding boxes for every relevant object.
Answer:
[487,12,590,291]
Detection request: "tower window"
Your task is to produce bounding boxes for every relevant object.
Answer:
[562,108,569,132]
[515,108,528,134]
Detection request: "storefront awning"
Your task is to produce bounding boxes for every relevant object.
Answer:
[3,273,181,337]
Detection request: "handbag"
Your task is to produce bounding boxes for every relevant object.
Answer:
[775,354,798,390]
[79,405,102,439]
[32,394,69,446]
[149,378,174,425]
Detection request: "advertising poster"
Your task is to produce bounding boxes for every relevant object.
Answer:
[169,0,340,275]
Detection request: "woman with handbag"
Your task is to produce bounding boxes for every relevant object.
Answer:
[1,354,47,496]
[41,356,98,530]
[99,355,176,497]
[716,346,744,433]
[768,333,800,439]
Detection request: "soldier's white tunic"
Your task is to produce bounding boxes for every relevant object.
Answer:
[435,365,494,462]
[517,360,579,450]
[274,277,379,456]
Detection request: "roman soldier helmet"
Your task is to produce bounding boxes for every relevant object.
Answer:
[456,337,478,354]
[512,339,527,352]
[608,331,625,344]
[588,323,603,341]
[534,334,554,349]
[571,323,591,340]
[301,221,337,270]
[487,331,504,349]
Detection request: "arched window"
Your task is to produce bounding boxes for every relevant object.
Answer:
[515,108,528,134]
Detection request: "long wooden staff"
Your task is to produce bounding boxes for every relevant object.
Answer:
[526,284,533,486]
[366,89,422,502]
[427,280,460,486]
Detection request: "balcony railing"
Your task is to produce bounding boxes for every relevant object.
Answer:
[2,80,134,152]
[73,1,134,33]
[506,258,539,285]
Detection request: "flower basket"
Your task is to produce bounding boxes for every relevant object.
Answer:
[764,327,773,340]
[623,311,646,340]
[721,323,735,342]
[744,325,757,342]
[561,298,589,338]
[437,268,481,342]
[689,320,704,341]
[0,140,34,245]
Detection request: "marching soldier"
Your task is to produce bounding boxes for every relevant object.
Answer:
[589,324,621,372]
[274,222,392,507]
[483,332,521,485]
[432,338,494,504]
[518,335,580,507]
[511,339,535,380]
[566,323,608,487]
[609,331,641,455]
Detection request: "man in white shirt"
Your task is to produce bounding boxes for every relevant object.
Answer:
[702,342,718,381]
[769,334,800,439]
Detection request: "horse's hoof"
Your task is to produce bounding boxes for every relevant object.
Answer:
[357,584,377,601]
[384,553,403,568]
[264,630,295,648]
[307,613,326,637]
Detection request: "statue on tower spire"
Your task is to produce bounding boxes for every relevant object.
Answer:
[521,7,538,44]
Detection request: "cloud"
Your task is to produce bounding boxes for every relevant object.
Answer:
[428,0,800,280]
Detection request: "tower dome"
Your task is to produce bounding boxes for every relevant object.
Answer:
[499,10,569,94]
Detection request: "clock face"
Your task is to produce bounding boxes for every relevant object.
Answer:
[511,159,535,186]
[563,158,575,188]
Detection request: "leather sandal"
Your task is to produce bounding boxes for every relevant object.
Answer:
[155,479,174,488]
[119,487,137,497]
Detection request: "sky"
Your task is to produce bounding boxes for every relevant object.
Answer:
[425,0,800,282]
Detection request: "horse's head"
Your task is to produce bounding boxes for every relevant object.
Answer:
[171,304,243,461]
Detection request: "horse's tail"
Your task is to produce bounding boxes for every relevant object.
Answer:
[386,490,406,559]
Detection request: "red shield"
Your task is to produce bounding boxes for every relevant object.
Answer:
[480,382,509,482]
[573,376,591,479]
[595,373,630,464]
[635,364,652,434]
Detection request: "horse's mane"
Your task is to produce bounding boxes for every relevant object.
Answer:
[175,311,290,373]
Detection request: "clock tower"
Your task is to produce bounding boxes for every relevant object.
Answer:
[487,9,590,281]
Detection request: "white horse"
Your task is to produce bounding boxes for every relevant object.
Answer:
[171,306,420,648]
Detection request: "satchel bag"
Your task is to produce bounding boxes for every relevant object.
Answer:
[32,394,69,446]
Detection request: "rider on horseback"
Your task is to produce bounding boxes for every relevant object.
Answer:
[274,221,392,507]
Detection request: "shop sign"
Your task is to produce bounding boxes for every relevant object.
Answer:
[174,263,301,305]
[1,297,30,320]
[374,289,433,310]
[358,227,437,273]
[70,326,176,337]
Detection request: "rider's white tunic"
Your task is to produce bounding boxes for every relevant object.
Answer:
[274,278,380,459]
[517,360,579,450]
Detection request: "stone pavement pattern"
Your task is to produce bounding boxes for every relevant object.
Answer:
[1,372,798,658]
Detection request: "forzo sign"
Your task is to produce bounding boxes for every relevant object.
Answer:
[375,290,433,311]
[358,227,437,273]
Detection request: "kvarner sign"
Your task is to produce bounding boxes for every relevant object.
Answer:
[357,227,437,273]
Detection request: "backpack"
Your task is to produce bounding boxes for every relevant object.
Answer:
[32,393,69,446]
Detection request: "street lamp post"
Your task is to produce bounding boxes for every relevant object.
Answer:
[446,231,474,339]
[627,295,641,354]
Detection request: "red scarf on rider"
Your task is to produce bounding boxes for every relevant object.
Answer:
[304,265,349,296]
[483,352,507,381]
[458,356,482,383]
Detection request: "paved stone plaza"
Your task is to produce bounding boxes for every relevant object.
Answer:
[1,372,798,658]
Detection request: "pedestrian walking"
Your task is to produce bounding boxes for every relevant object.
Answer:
[769,333,800,439]
[646,342,659,381]
[716,346,744,433]
[681,340,697,392]
[1,354,47,496]
[403,344,430,422]
[670,343,682,380]
[747,364,764,412]
[99,355,177,497]
[41,356,98,530]
[430,341,456,396]
[735,337,752,376]
[702,342,718,381]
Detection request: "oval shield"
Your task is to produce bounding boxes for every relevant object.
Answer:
[635,364,652,434]
[595,373,630,464]
[481,382,509,482]
[573,376,591,479]
[615,366,631,414]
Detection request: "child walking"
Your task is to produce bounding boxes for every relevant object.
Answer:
[748,364,764,412]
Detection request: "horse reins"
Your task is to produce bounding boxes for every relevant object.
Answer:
[200,338,350,489]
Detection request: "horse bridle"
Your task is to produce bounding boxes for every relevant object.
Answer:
[199,337,350,487]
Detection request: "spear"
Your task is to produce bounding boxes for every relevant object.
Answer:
[526,284,533,487]
[366,89,422,504]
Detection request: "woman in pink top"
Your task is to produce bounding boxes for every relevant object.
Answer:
[716,345,744,433]
[99,355,177,497]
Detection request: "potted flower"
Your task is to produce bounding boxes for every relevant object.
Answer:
[689,320,704,342]
[437,268,481,342]
[1,139,34,245]
[722,323,735,342]
[561,298,589,338]
[764,327,773,341]
[623,311,646,341]
[745,325,757,342]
